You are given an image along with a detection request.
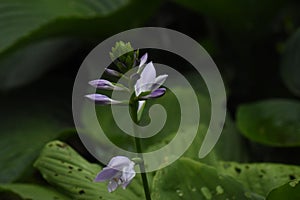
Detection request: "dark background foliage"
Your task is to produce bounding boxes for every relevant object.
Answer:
[1,0,300,199]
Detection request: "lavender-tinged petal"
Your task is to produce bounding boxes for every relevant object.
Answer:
[107,156,133,171]
[140,88,166,99]
[108,179,119,192]
[129,73,140,90]
[140,62,156,84]
[151,74,168,91]
[121,166,136,182]
[135,81,154,96]
[94,168,119,182]
[122,178,134,189]
[139,53,148,67]
[105,68,122,77]
[134,84,142,97]
[121,165,135,189]
[135,62,157,95]
[85,94,121,105]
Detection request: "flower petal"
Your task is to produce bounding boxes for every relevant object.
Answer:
[108,156,134,171]
[94,168,119,182]
[108,179,119,192]
[121,165,136,182]
[140,62,156,84]
[135,62,156,96]
[85,94,121,105]
[120,164,136,189]
[139,53,148,68]
[151,74,168,91]
[122,178,134,189]
[140,88,166,99]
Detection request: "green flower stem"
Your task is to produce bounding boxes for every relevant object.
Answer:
[130,102,152,200]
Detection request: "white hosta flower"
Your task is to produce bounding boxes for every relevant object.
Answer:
[94,156,136,192]
[135,61,168,97]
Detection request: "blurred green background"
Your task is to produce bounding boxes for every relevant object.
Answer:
[1,0,300,199]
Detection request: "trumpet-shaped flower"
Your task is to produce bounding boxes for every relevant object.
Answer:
[135,62,168,98]
[94,156,136,192]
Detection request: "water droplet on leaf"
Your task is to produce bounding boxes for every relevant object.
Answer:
[176,189,184,197]
[216,185,224,194]
[244,192,252,198]
[201,187,212,199]
[289,180,299,187]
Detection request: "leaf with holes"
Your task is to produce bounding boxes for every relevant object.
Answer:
[152,157,264,200]
[218,162,300,196]
[237,99,300,146]
[34,140,142,200]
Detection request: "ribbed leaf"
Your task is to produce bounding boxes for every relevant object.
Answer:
[219,162,300,196]
[152,158,263,200]
[34,140,142,200]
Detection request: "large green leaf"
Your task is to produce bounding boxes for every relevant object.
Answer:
[0,85,73,183]
[218,162,300,196]
[0,0,128,54]
[146,115,250,164]
[266,179,300,200]
[0,184,70,200]
[280,28,300,97]
[145,124,218,167]
[0,71,76,183]
[152,157,264,200]
[0,0,161,90]
[34,140,142,200]
[0,38,82,90]
[236,99,300,146]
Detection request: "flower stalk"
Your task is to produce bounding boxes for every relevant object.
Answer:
[88,41,167,200]
[130,101,152,200]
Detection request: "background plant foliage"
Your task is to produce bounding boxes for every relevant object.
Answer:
[1,0,300,199]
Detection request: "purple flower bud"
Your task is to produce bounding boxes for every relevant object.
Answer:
[139,53,148,68]
[94,156,136,192]
[105,68,122,77]
[85,94,122,105]
[89,79,127,91]
[139,88,166,100]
